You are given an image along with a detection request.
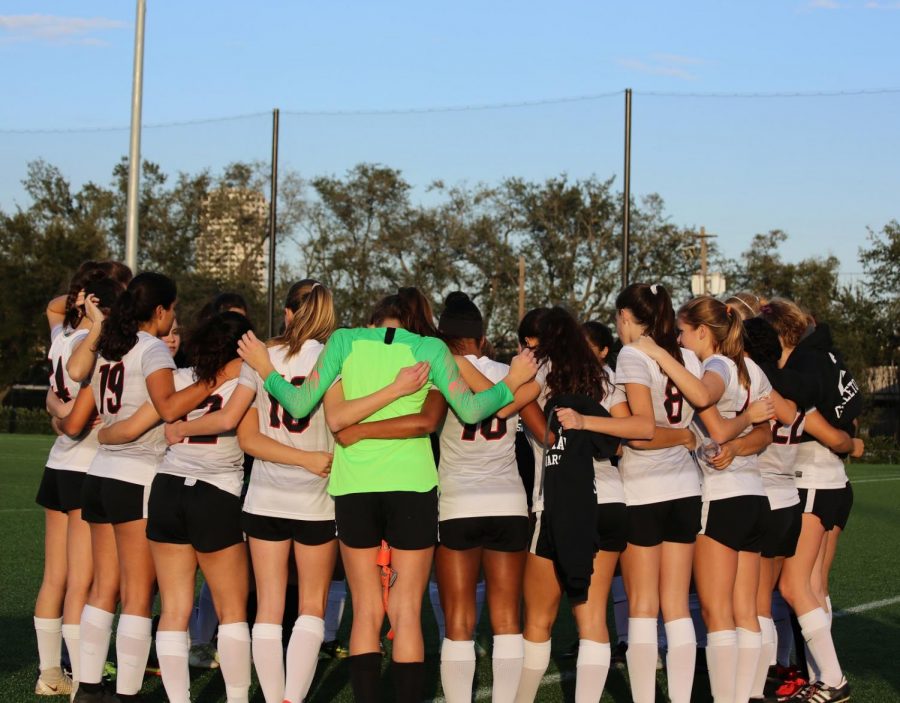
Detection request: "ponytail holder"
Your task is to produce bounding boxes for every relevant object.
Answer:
[760,303,773,315]
[650,284,659,295]
[309,282,321,291]
[725,304,733,316]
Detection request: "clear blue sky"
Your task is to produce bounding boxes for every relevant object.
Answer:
[2,0,898,275]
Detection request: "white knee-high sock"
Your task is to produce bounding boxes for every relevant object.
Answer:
[575,639,610,703]
[218,622,251,703]
[429,581,446,642]
[156,630,190,703]
[753,617,777,697]
[625,618,658,703]
[514,638,551,703]
[34,616,63,672]
[251,623,284,703]
[115,614,152,695]
[705,629,737,703]
[772,590,793,667]
[798,609,843,688]
[735,627,762,703]
[474,580,486,637]
[61,624,81,684]
[664,618,696,703]
[79,605,114,685]
[689,591,708,648]
[492,634,524,703]
[440,639,476,703]
[285,615,324,703]
[323,581,347,642]
[611,576,629,644]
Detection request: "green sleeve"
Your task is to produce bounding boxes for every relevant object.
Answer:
[421,338,514,424]
[262,329,351,418]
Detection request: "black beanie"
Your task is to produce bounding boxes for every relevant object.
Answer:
[438,291,484,339]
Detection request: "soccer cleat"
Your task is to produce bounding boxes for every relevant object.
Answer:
[35,668,74,696]
[318,639,350,660]
[72,683,117,703]
[776,680,809,702]
[792,679,851,702]
[188,643,220,669]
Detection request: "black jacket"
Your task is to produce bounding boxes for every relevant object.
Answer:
[541,394,619,603]
[785,323,862,439]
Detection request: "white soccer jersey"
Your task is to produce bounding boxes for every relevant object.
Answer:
[157,369,244,497]
[46,327,99,472]
[694,355,769,501]
[525,362,550,511]
[758,409,806,510]
[616,345,703,506]
[438,355,527,521]
[88,332,174,486]
[794,418,849,490]
[593,366,627,505]
[238,340,334,521]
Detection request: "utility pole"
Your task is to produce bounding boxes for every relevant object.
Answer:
[124,0,147,272]
[518,255,525,322]
[267,108,280,339]
[621,88,632,289]
[693,227,717,295]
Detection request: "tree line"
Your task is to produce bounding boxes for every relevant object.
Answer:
[1,158,897,430]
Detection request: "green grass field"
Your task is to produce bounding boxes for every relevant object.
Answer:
[2,433,899,702]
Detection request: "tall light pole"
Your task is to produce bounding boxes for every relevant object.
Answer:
[124,0,147,272]
[621,88,632,289]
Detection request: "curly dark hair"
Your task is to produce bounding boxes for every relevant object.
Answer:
[198,291,250,324]
[535,306,609,403]
[182,311,254,385]
[743,317,782,368]
[62,261,108,329]
[517,307,549,348]
[97,272,177,361]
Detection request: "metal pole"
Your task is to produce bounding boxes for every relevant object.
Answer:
[267,108,280,339]
[518,255,526,321]
[124,0,146,272]
[621,88,632,289]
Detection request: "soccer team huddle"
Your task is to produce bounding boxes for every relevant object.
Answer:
[32,259,863,703]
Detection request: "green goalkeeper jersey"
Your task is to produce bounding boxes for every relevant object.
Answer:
[262,327,514,495]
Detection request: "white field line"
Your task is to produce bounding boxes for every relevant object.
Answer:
[0,507,41,513]
[833,595,900,618]
[427,593,900,702]
[847,475,900,484]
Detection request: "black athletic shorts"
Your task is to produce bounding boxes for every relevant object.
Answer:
[81,474,149,525]
[334,488,438,550]
[529,501,627,560]
[146,473,243,553]
[797,486,850,532]
[834,482,853,531]
[35,467,86,513]
[438,515,529,552]
[761,502,803,559]
[700,495,768,553]
[626,496,702,547]
[242,511,337,546]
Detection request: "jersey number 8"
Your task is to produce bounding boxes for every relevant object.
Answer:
[663,379,683,424]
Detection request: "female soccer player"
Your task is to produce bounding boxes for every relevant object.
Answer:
[34,275,122,697]
[758,299,860,702]
[61,272,229,703]
[514,306,659,703]
[238,287,538,703]
[635,296,777,703]
[166,281,427,703]
[428,292,541,703]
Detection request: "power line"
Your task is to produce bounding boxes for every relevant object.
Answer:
[3,87,900,134]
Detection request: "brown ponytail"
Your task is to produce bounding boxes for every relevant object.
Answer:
[678,296,750,388]
[615,283,683,365]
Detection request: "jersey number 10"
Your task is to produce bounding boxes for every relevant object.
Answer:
[268,376,310,434]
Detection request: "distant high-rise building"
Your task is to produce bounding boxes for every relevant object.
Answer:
[195,187,268,287]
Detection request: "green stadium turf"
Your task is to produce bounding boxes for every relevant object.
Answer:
[1,434,898,701]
